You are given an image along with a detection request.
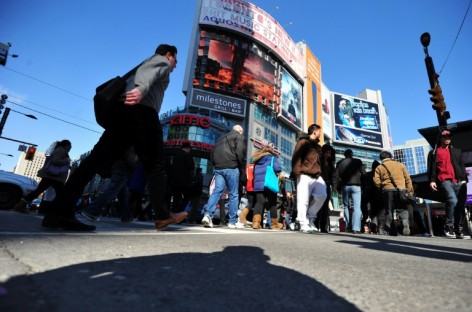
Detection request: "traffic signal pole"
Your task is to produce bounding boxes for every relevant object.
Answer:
[420,32,449,130]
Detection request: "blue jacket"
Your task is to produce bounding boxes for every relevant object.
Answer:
[253,155,282,192]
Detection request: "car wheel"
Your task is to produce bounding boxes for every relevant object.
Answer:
[0,185,22,210]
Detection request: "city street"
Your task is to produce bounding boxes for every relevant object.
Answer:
[0,210,471,312]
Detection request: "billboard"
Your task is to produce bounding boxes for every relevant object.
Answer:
[198,0,304,78]
[333,93,384,149]
[321,84,332,139]
[193,29,281,112]
[279,68,302,130]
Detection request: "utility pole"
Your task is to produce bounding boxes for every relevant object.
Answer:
[420,32,450,130]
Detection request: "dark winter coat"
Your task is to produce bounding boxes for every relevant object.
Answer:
[252,153,282,192]
[333,157,366,190]
[171,149,195,188]
[211,129,246,170]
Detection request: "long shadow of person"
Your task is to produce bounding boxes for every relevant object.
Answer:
[0,246,360,312]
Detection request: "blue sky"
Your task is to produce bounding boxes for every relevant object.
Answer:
[1,0,471,171]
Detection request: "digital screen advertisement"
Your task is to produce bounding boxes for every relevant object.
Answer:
[280,68,302,130]
[193,30,281,111]
[333,93,384,149]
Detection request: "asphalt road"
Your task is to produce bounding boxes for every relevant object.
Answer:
[0,210,471,312]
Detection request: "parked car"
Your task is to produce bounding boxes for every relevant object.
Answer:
[0,170,38,210]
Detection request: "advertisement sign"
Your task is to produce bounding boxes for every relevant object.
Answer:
[321,84,332,139]
[305,47,322,128]
[280,68,302,130]
[335,126,384,148]
[191,89,246,117]
[193,30,280,111]
[199,0,304,78]
[333,93,384,149]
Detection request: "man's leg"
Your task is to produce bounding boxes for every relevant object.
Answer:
[351,186,362,232]
[225,168,240,225]
[342,186,351,230]
[296,175,311,227]
[203,171,226,220]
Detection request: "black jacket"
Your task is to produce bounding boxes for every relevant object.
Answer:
[333,157,366,190]
[427,145,468,183]
[211,130,246,170]
[171,149,195,188]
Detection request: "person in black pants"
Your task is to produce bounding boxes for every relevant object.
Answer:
[42,44,186,231]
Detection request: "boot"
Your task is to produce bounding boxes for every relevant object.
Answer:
[239,208,250,227]
[271,218,283,230]
[252,214,262,229]
[13,198,29,213]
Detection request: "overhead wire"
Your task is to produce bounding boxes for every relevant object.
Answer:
[6,99,102,134]
[438,0,472,74]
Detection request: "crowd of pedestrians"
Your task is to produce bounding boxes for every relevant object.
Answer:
[9,43,468,239]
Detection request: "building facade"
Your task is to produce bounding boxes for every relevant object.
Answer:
[393,138,431,176]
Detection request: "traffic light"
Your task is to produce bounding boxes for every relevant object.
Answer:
[25,146,36,161]
[428,83,446,112]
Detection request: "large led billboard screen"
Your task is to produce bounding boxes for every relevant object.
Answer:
[194,29,281,111]
[280,68,302,129]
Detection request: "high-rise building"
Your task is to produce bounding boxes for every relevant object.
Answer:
[393,138,431,176]
[13,151,46,183]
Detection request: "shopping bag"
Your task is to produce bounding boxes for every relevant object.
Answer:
[264,157,279,193]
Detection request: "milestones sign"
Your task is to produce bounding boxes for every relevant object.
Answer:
[191,89,246,117]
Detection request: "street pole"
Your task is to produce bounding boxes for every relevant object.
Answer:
[420,32,449,130]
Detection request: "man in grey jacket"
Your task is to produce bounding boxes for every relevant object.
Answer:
[42,44,186,231]
[202,125,246,229]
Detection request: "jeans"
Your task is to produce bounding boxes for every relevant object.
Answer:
[342,185,362,231]
[52,105,169,220]
[296,175,327,226]
[439,180,466,227]
[204,168,240,224]
[85,173,132,221]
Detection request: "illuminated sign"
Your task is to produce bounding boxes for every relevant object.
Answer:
[164,139,214,151]
[191,89,246,117]
[170,114,211,128]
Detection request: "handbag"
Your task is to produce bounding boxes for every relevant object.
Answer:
[93,62,143,129]
[264,157,279,193]
[380,164,416,205]
[41,157,70,176]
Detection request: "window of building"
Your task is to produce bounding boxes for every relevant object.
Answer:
[415,146,428,174]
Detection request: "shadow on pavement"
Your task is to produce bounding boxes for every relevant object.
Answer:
[333,233,472,262]
[0,246,360,312]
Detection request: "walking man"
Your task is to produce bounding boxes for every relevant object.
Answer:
[42,44,186,231]
[333,149,366,234]
[428,129,468,238]
[374,151,413,236]
[201,125,246,229]
[291,124,327,233]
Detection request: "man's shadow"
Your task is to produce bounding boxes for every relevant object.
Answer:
[0,246,360,312]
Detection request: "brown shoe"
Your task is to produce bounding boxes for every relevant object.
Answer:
[155,212,188,231]
[13,199,29,213]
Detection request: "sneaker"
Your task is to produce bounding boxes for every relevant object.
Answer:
[300,224,313,234]
[80,210,100,222]
[201,215,214,228]
[402,220,410,236]
[444,224,455,238]
[42,214,96,231]
[289,223,296,231]
[228,222,245,229]
[308,219,319,232]
[155,212,188,231]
